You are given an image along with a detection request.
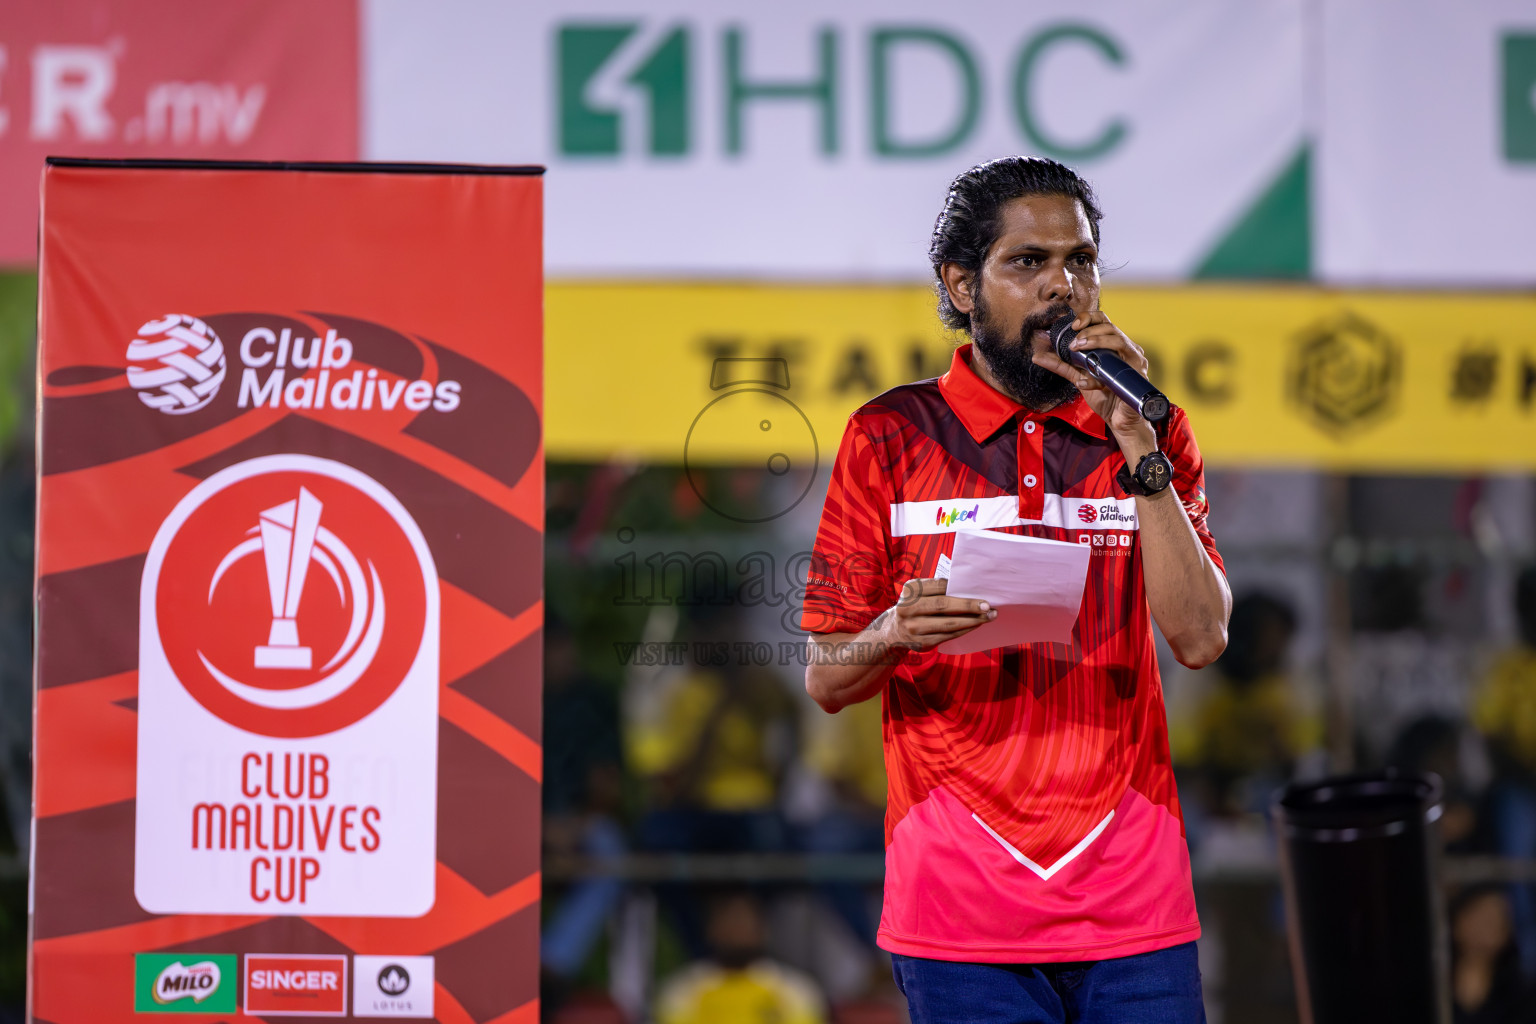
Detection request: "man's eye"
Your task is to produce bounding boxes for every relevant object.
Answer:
[1072,253,1096,266]
[1015,255,1040,267]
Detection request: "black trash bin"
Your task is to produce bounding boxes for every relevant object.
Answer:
[1273,771,1448,1024]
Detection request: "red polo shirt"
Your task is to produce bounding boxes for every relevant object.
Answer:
[804,344,1223,963]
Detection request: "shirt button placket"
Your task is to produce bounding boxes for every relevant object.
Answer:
[1018,418,1044,521]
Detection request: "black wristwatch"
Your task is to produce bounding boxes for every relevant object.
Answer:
[1117,451,1173,496]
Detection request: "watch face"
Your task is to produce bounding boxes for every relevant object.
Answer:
[1141,455,1172,492]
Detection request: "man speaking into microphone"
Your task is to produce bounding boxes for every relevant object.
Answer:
[802,156,1231,1022]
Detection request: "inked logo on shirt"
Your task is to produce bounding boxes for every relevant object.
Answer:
[935,504,979,528]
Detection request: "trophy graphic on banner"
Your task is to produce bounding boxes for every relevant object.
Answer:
[255,488,323,669]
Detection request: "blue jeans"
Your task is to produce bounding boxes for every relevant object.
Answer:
[891,942,1206,1024]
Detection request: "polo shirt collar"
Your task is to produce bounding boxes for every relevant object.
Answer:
[938,343,1108,442]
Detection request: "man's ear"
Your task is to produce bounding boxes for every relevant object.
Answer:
[941,262,976,316]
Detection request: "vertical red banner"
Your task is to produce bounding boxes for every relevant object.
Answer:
[31,160,543,1023]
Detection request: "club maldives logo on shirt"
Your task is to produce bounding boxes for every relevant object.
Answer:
[936,504,979,528]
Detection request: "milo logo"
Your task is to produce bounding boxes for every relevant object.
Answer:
[134,953,237,1013]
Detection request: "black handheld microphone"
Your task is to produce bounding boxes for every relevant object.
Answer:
[1048,314,1169,423]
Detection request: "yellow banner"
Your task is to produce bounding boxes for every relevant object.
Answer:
[546,283,1536,471]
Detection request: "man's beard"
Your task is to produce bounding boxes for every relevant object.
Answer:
[970,291,1080,411]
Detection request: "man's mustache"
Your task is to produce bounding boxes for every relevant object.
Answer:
[1019,303,1076,340]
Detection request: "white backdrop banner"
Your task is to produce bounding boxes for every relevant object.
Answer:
[365,0,1305,280]
[1316,0,1536,285]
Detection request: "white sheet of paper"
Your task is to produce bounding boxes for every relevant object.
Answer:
[936,530,1092,654]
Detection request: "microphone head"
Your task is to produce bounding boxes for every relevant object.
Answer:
[1047,314,1078,360]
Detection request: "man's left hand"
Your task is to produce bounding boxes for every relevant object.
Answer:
[1031,310,1157,457]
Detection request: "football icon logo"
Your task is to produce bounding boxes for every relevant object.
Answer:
[145,455,433,738]
[126,314,227,414]
[1077,504,1098,524]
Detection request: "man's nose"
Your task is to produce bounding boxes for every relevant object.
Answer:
[1040,262,1073,303]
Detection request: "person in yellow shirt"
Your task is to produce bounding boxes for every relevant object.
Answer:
[1474,568,1536,777]
[628,665,791,814]
[654,890,827,1024]
[627,607,799,956]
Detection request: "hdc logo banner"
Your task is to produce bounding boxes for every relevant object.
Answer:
[367,0,1305,280]
[31,160,543,1022]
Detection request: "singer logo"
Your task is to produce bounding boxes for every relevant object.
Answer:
[936,504,979,528]
[245,955,347,1015]
[146,456,432,738]
[1077,505,1098,523]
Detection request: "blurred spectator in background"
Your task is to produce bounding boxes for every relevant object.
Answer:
[1186,592,1320,817]
[653,889,827,1024]
[627,605,797,956]
[1450,885,1532,1024]
[797,693,886,948]
[541,618,627,1004]
[1473,566,1536,983]
[1386,715,1492,854]
[1175,592,1317,1023]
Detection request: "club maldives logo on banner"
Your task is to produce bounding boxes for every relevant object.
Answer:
[136,454,438,915]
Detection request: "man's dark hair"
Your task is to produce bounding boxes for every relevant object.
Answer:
[929,156,1104,333]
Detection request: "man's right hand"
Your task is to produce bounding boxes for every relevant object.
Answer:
[877,578,996,650]
[805,578,996,714]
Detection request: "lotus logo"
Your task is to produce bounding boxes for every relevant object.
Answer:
[378,963,410,995]
[1077,504,1098,523]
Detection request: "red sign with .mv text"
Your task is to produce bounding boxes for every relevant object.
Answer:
[0,0,358,264]
[246,955,348,1016]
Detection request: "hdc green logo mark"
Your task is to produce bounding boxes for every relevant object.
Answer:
[556,22,1127,160]
[1504,33,1536,162]
[133,953,238,1013]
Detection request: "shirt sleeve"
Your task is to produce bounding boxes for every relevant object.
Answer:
[1159,405,1225,576]
[800,417,895,635]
